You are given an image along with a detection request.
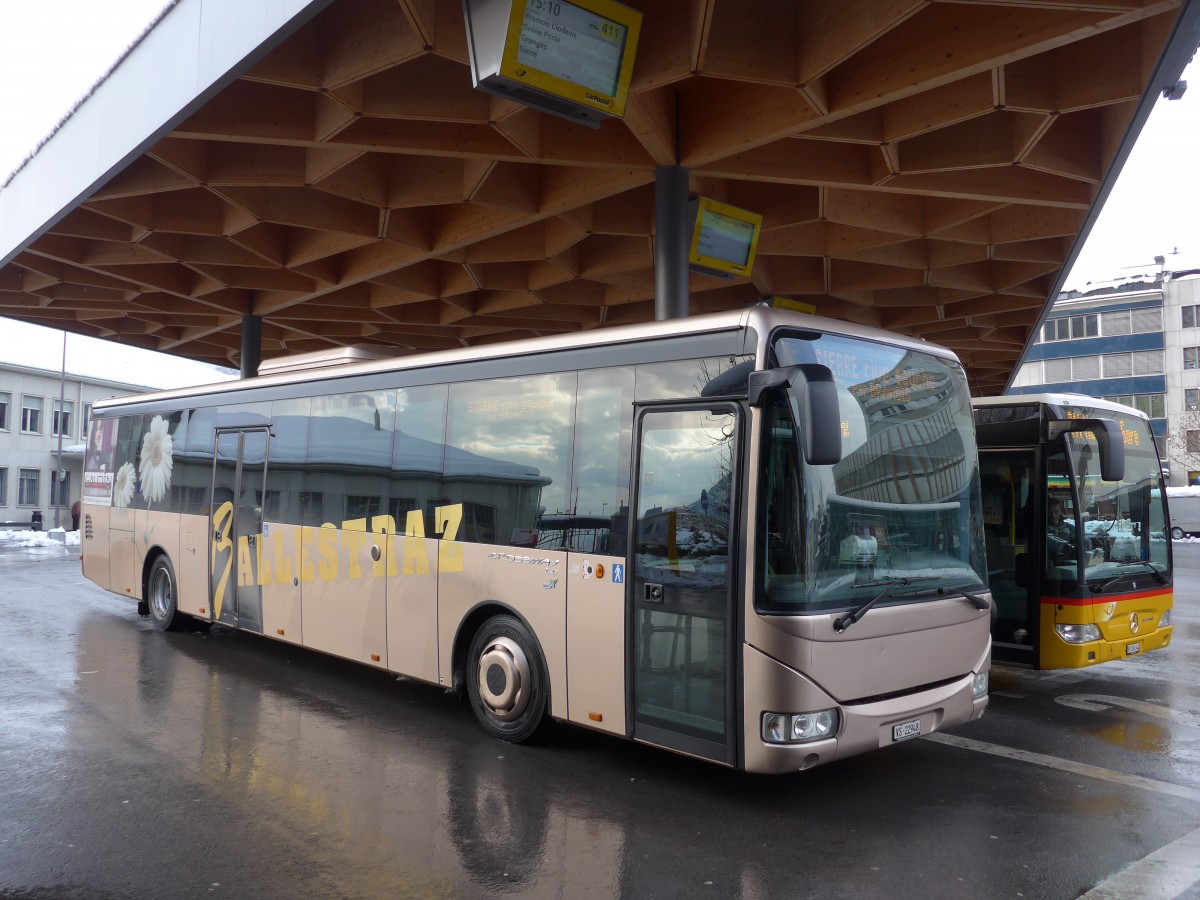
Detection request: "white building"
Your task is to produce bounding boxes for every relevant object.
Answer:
[0,362,149,529]
[1009,269,1200,485]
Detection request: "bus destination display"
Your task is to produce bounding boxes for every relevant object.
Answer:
[516,0,628,98]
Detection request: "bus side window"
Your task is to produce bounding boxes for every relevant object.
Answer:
[445,374,576,549]
[391,384,447,536]
[572,368,635,554]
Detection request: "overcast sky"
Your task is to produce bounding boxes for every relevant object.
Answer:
[0,2,1197,384]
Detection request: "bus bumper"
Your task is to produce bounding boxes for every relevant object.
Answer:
[742,645,988,775]
[1045,625,1172,669]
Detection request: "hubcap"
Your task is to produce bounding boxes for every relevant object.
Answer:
[477,636,529,721]
[150,566,172,618]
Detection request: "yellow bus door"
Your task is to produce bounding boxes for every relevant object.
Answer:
[979,450,1037,666]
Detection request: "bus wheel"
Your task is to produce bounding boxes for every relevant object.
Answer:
[147,555,184,632]
[467,615,548,743]
[1172,526,1185,540]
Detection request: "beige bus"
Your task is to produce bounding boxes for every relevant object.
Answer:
[80,307,990,773]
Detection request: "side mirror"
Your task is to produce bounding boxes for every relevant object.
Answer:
[748,364,842,465]
[1047,417,1125,482]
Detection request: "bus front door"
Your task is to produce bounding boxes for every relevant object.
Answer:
[629,404,738,765]
[979,450,1037,666]
[210,428,269,633]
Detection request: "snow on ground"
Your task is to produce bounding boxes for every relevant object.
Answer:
[0,528,81,550]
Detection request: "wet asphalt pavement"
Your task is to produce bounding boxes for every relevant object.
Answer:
[1,540,1199,899]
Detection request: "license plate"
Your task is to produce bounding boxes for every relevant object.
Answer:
[1126,641,1141,656]
[893,719,921,742]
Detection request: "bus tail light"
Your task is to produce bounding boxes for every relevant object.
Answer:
[1055,623,1101,643]
[761,709,838,744]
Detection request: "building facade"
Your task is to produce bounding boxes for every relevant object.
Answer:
[1009,271,1200,486]
[0,362,147,528]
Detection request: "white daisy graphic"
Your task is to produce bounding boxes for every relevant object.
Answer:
[114,462,136,510]
[139,415,175,505]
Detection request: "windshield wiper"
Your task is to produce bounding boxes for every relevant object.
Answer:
[1090,560,1167,593]
[833,577,930,633]
[937,585,990,611]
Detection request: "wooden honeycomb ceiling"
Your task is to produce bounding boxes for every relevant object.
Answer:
[0,0,1189,394]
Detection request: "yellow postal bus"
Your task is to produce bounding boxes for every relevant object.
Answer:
[974,395,1172,669]
[80,308,990,773]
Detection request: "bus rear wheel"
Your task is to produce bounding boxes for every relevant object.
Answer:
[467,614,548,743]
[1172,526,1185,540]
[147,555,185,632]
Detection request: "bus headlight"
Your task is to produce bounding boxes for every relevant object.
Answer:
[761,709,839,744]
[971,671,989,699]
[1055,623,1101,643]
[1159,609,1171,628]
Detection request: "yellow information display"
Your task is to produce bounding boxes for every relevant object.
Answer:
[464,0,642,126]
[688,198,763,278]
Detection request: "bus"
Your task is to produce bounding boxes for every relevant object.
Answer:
[973,394,1173,669]
[79,307,990,774]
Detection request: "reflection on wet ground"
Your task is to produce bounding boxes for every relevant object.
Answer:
[2,543,1200,898]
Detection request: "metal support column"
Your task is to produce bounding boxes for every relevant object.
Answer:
[654,165,690,320]
[241,314,262,379]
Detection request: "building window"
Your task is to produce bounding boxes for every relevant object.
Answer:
[1102,354,1132,378]
[0,392,9,430]
[1186,389,1199,411]
[1073,314,1098,339]
[1188,432,1200,454]
[1012,362,1042,386]
[52,400,74,438]
[51,470,71,507]
[1185,305,1200,328]
[82,403,92,441]
[1187,347,1200,370]
[1105,393,1164,417]
[1042,314,1098,342]
[0,468,7,506]
[1133,350,1163,375]
[1130,308,1162,333]
[18,469,40,506]
[1110,394,1166,418]
[1101,310,1131,335]
[1071,356,1100,380]
[1044,357,1072,382]
[21,396,42,433]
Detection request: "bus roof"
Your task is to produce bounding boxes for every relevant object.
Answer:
[94,306,959,412]
[972,393,1149,421]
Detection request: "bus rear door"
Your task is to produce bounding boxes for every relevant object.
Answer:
[210,428,269,633]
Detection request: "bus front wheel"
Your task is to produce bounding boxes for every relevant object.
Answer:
[467,614,548,743]
[147,555,185,632]
[1171,526,1185,540]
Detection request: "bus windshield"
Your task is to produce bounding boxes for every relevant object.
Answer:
[1057,406,1168,589]
[757,333,986,614]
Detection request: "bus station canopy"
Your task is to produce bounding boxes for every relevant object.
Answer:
[1,0,1197,395]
